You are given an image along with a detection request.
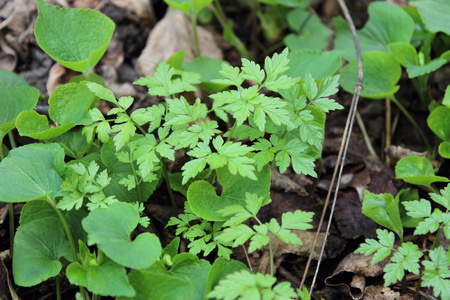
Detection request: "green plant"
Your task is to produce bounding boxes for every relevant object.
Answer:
[355,155,450,298]
[0,1,345,299]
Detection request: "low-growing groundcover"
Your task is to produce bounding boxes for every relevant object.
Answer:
[0,0,449,299]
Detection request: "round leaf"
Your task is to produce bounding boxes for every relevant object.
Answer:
[49,82,95,125]
[0,70,30,87]
[183,57,230,93]
[339,51,401,99]
[439,141,450,159]
[395,155,449,187]
[285,49,342,79]
[0,86,39,138]
[82,201,161,269]
[0,143,65,202]
[16,110,75,140]
[35,0,114,74]
[204,258,248,296]
[428,106,450,141]
[187,166,271,221]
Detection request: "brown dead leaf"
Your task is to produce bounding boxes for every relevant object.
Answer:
[326,253,388,300]
[0,250,19,300]
[363,285,413,300]
[111,0,154,20]
[256,231,325,275]
[0,0,36,33]
[0,32,16,70]
[385,145,427,166]
[136,9,222,77]
[46,63,78,94]
[271,169,308,196]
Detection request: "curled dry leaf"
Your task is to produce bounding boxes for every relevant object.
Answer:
[363,285,413,300]
[0,32,16,70]
[136,9,222,77]
[0,250,19,300]
[325,252,388,300]
[46,63,78,94]
[385,145,427,166]
[0,0,36,32]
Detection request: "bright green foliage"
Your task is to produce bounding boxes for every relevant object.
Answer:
[0,143,65,202]
[357,183,450,298]
[217,193,313,253]
[13,201,73,287]
[82,202,161,269]
[285,8,332,51]
[208,269,297,300]
[421,246,450,299]
[0,85,39,139]
[16,110,75,139]
[66,242,135,297]
[334,2,414,61]
[395,155,449,187]
[58,161,117,211]
[361,191,403,239]
[413,0,450,36]
[187,166,271,221]
[428,105,450,159]
[34,0,114,75]
[285,50,343,79]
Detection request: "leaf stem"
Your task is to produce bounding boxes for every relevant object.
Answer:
[226,121,238,143]
[161,157,178,215]
[191,15,201,57]
[56,275,61,300]
[389,96,432,154]
[46,197,78,263]
[268,240,274,276]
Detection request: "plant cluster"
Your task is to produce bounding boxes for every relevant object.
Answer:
[0,1,343,299]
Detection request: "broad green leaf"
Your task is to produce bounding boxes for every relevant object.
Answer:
[428,106,450,141]
[121,256,211,300]
[187,165,271,221]
[439,141,450,159]
[67,258,135,297]
[334,2,414,61]
[82,201,161,269]
[396,188,422,228]
[285,49,342,79]
[0,70,30,87]
[443,85,450,108]
[183,57,230,93]
[16,110,75,139]
[49,82,95,125]
[285,8,332,51]
[0,86,39,139]
[204,258,249,296]
[339,51,401,99]
[395,155,449,187]
[35,0,115,74]
[413,0,450,35]
[0,143,65,202]
[13,217,72,286]
[361,191,403,237]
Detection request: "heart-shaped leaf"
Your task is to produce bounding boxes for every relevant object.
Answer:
[49,82,95,125]
[0,143,65,202]
[0,86,39,139]
[285,49,342,79]
[187,165,271,221]
[16,110,75,140]
[413,0,450,35]
[439,141,450,159]
[395,155,450,187]
[82,201,161,269]
[334,2,414,61]
[339,51,401,99]
[13,203,72,287]
[35,0,114,74]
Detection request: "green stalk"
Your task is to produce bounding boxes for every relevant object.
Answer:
[191,15,201,57]
[56,275,61,300]
[5,132,17,256]
[389,96,432,153]
[161,157,178,215]
[268,240,274,276]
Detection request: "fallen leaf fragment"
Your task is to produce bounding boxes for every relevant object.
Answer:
[326,253,388,300]
[136,9,222,77]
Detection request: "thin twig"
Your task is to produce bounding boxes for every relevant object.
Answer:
[299,0,363,294]
[356,111,379,159]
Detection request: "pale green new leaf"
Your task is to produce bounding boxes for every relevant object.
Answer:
[415,209,442,235]
[422,246,450,299]
[111,121,136,150]
[355,229,394,264]
[86,82,117,104]
[182,157,208,184]
[383,261,405,286]
[241,58,265,84]
[403,199,431,218]
[217,224,255,247]
[264,48,290,80]
[281,210,314,230]
[430,184,450,209]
